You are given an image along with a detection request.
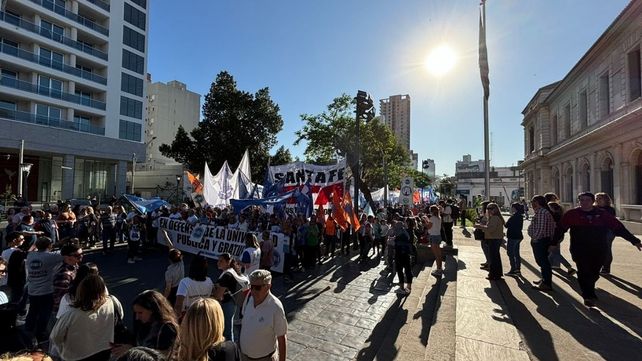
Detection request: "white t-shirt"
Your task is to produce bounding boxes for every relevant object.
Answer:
[176,277,214,310]
[241,247,261,276]
[240,292,288,358]
[428,217,442,236]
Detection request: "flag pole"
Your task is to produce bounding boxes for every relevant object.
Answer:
[480,0,491,200]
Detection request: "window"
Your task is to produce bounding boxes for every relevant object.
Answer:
[39,47,64,70]
[130,0,147,9]
[563,104,571,138]
[78,40,95,52]
[122,49,144,74]
[599,73,610,118]
[38,75,63,98]
[0,100,16,111]
[75,90,92,106]
[36,103,62,121]
[551,114,558,144]
[120,96,143,119]
[119,119,142,141]
[5,11,20,26]
[579,90,588,130]
[75,64,93,74]
[628,48,641,101]
[124,3,146,30]
[123,26,145,52]
[74,115,91,131]
[40,20,65,42]
[528,126,535,153]
[121,73,143,96]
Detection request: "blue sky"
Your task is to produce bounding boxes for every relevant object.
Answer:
[147,0,631,176]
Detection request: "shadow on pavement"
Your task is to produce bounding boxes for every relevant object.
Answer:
[601,274,642,299]
[505,257,642,361]
[354,296,407,361]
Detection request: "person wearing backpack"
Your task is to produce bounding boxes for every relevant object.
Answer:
[213,253,249,343]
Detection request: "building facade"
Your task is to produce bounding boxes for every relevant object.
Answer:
[0,0,148,202]
[379,94,410,152]
[521,0,642,230]
[455,154,522,208]
[144,77,199,169]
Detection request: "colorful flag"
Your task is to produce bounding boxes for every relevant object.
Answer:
[332,190,348,230]
[479,0,490,100]
[343,192,360,231]
[186,171,203,194]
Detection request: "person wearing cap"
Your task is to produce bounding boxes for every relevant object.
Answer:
[239,270,287,361]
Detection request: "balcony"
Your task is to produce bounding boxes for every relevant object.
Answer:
[0,107,105,135]
[0,11,107,61]
[86,0,110,12]
[0,42,107,85]
[26,0,109,36]
[0,76,106,110]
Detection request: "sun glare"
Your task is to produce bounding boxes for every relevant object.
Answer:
[424,45,458,77]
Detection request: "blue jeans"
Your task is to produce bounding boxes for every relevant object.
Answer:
[487,239,503,278]
[532,239,552,286]
[220,300,236,342]
[548,240,572,269]
[601,230,616,272]
[506,239,522,271]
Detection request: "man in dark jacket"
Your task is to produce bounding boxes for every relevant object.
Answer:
[553,192,641,307]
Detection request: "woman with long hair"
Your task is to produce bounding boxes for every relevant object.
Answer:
[240,234,261,276]
[50,275,123,361]
[213,253,246,342]
[173,298,238,361]
[111,290,178,358]
[474,203,505,280]
[174,255,214,318]
[56,262,100,318]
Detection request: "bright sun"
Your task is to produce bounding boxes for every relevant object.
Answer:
[424,45,458,77]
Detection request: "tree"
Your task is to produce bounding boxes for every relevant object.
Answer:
[159,71,283,180]
[270,145,293,166]
[295,94,410,206]
[437,175,456,198]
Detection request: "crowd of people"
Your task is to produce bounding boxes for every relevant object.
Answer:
[0,189,640,359]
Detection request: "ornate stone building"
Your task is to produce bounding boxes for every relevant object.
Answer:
[521,0,642,231]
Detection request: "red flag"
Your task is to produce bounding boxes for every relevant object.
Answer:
[343,192,361,231]
[332,191,348,230]
[479,0,490,99]
[186,171,203,193]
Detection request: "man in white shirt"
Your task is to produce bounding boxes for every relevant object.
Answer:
[240,270,287,361]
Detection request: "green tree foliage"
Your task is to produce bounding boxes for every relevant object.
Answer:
[159,71,283,180]
[270,145,293,166]
[295,94,411,205]
[437,175,456,197]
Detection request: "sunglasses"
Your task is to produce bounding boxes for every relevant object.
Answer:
[250,284,266,291]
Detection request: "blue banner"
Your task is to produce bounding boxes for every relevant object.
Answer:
[230,190,296,214]
[121,194,170,214]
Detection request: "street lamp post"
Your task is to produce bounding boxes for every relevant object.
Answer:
[175,175,181,205]
[131,153,136,195]
[20,162,33,203]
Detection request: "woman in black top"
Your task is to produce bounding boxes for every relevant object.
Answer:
[213,253,245,342]
[112,290,178,358]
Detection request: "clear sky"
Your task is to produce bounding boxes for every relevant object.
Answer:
[147,0,631,176]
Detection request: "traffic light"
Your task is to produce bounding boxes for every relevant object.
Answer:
[356,90,375,122]
[422,160,430,169]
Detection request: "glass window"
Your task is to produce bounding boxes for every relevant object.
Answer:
[75,90,91,106]
[123,26,145,52]
[0,100,16,110]
[121,73,143,96]
[124,3,146,30]
[122,49,144,74]
[119,119,142,141]
[5,11,20,26]
[39,47,64,70]
[130,0,146,9]
[120,96,143,119]
[40,20,65,42]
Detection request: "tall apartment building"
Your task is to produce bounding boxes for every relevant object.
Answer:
[0,0,148,202]
[379,94,411,152]
[144,77,200,169]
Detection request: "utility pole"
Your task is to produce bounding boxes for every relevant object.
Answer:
[354,90,375,216]
[17,139,24,197]
[131,153,136,194]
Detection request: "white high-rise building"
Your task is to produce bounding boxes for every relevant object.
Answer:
[379,94,410,152]
[144,78,200,169]
[0,0,149,201]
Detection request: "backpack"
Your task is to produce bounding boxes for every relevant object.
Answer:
[450,205,460,220]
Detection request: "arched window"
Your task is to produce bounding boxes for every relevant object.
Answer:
[564,167,574,203]
[636,153,642,204]
[552,169,560,197]
[601,158,614,200]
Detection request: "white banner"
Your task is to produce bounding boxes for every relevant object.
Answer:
[269,160,347,187]
[158,217,287,273]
